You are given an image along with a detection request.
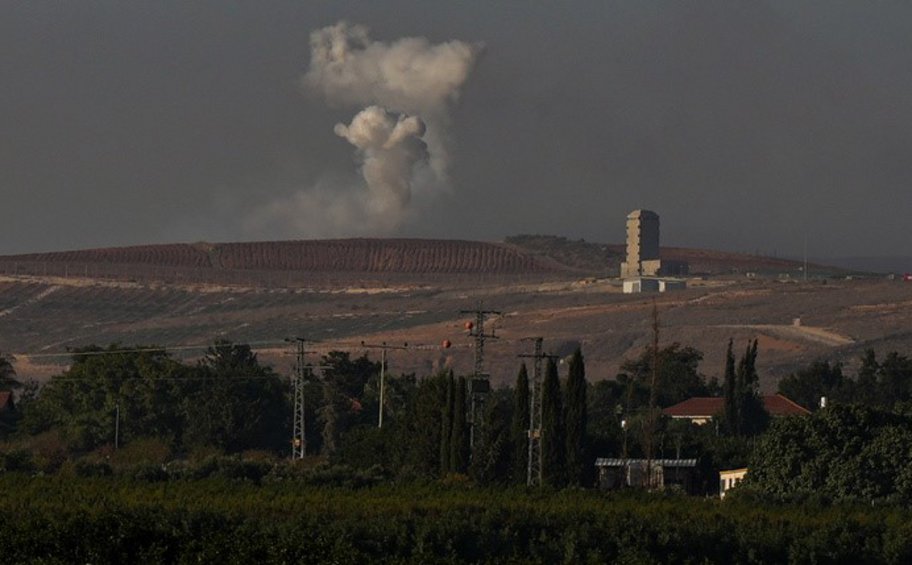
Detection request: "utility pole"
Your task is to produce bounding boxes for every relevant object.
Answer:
[804,234,809,282]
[518,337,558,487]
[114,402,120,450]
[361,341,408,428]
[460,303,501,451]
[644,300,660,488]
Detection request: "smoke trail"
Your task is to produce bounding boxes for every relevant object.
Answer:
[249,22,481,237]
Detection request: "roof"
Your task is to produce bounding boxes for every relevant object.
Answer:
[596,458,697,468]
[662,394,810,418]
[762,394,811,415]
[719,468,748,476]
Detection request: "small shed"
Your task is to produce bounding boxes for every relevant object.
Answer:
[595,458,698,493]
[622,278,660,294]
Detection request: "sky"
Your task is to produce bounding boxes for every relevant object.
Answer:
[2,1,911,259]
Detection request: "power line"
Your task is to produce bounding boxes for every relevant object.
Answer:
[18,340,289,359]
[48,374,286,382]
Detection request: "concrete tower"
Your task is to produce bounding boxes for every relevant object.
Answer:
[621,209,661,278]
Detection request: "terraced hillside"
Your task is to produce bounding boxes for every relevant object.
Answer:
[0,239,556,280]
[0,237,854,289]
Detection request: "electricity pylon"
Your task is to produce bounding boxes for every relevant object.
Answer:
[460,303,501,451]
[518,337,558,487]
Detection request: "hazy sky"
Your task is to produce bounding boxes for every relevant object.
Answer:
[2,1,911,258]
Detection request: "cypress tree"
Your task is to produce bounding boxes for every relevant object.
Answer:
[409,373,446,476]
[739,339,767,435]
[730,339,767,436]
[440,371,454,473]
[564,348,587,486]
[511,363,530,484]
[541,358,564,487]
[722,339,737,435]
[470,392,512,484]
[450,375,469,473]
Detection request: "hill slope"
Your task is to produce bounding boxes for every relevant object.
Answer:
[1,239,555,274]
[0,236,854,285]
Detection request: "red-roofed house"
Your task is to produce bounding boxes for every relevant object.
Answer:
[663,394,809,425]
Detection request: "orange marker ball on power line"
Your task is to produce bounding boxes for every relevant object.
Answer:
[441,339,451,349]
[464,321,474,331]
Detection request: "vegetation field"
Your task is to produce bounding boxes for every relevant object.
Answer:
[2,474,911,564]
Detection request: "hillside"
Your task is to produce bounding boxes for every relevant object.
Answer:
[0,239,556,279]
[0,236,890,388]
[0,237,853,287]
[506,235,851,277]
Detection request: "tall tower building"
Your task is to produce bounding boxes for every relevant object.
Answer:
[621,209,661,278]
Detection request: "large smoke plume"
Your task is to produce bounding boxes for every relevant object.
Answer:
[250,22,481,237]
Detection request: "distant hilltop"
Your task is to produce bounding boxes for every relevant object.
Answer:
[0,236,852,285]
[0,239,555,275]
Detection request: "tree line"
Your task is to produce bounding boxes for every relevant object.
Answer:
[6,339,912,498]
[1,339,761,488]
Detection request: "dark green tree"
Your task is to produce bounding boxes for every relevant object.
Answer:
[0,351,21,436]
[541,358,564,487]
[732,340,767,436]
[777,360,845,412]
[721,339,737,434]
[855,349,881,406]
[449,375,469,473]
[748,405,912,503]
[511,364,530,484]
[182,341,288,453]
[564,348,588,486]
[21,344,184,451]
[621,343,709,408]
[878,351,912,408]
[317,352,380,455]
[405,372,446,476]
[586,380,623,464]
[0,351,20,390]
[471,390,512,484]
[440,371,455,473]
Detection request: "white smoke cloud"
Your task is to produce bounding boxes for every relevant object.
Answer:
[303,21,481,120]
[249,22,481,238]
[333,106,428,223]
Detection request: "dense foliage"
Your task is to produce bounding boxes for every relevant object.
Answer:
[779,349,912,411]
[2,475,911,564]
[619,343,718,408]
[18,342,288,454]
[748,404,912,503]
